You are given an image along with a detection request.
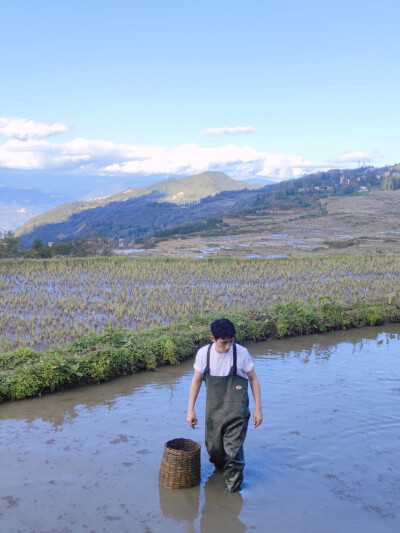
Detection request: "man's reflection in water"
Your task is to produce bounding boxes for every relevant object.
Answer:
[159,483,199,533]
[201,470,246,533]
[159,470,245,533]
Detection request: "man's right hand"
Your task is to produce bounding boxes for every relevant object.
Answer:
[186,410,198,428]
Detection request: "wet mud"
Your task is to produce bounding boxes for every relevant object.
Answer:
[1,325,400,532]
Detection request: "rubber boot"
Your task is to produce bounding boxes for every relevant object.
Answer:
[223,445,245,492]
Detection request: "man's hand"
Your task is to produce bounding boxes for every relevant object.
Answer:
[253,408,263,428]
[187,410,198,429]
[187,371,203,428]
[247,369,263,428]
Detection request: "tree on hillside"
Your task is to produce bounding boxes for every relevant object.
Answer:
[28,238,52,258]
[51,234,114,257]
[0,231,20,257]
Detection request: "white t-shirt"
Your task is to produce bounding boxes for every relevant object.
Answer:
[194,343,254,379]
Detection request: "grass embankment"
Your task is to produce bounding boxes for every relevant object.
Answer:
[1,296,400,403]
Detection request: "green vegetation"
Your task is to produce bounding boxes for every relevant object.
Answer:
[323,238,362,248]
[135,217,227,247]
[0,231,20,258]
[0,231,114,259]
[1,295,399,402]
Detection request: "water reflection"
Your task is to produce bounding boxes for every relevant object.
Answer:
[159,484,200,533]
[200,471,245,533]
[248,325,400,364]
[159,470,245,533]
[0,360,193,426]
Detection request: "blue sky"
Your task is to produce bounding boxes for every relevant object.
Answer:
[1,0,399,191]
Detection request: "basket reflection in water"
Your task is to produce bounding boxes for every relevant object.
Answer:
[159,438,201,489]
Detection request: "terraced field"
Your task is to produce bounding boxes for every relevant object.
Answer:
[1,254,399,352]
[122,191,400,258]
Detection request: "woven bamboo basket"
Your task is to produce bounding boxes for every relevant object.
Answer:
[159,438,201,489]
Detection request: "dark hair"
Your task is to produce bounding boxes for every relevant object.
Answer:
[210,318,236,340]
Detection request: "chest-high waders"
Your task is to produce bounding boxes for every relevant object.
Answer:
[204,343,251,492]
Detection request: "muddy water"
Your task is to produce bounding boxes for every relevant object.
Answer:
[1,326,400,533]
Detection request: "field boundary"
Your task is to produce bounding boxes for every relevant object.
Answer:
[1,296,399,403]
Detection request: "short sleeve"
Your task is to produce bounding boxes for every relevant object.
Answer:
[193,346,207,374]
[240,346,254,374]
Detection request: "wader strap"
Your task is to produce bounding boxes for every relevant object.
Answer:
[233,343,237,375]
[204,343,212,376]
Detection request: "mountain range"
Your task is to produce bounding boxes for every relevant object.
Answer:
[12,164,400,248]
[15,172,262,246]
[0,171,269,234]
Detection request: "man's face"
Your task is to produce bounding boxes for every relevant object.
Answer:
[211,336,235,354]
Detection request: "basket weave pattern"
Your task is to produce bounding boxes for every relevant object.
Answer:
[159,438,201,489]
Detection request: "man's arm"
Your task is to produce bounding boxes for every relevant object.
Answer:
[187,370,203,428]
[247,369,263,428]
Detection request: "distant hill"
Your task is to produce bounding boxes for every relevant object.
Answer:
[0,185,72,233]
[16,171,260,238]
[16,164,400,248]
[120,171,259,203]
[246,164,400,211]
[18,187,265,248]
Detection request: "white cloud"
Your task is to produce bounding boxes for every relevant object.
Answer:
[202,126,257,136]
[331,151,380,163]
[102,143,314,180]
[0,118,70,140]
[0,135,335,181]
[0,117,381,182]
[0,139,90,169]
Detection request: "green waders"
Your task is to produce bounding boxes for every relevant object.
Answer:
[204,343,251,492]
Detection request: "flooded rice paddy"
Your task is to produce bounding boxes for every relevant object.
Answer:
[1,256,400,352]
[1,325,400,532]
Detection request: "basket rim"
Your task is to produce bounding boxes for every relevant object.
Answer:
[164,437,201,452]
